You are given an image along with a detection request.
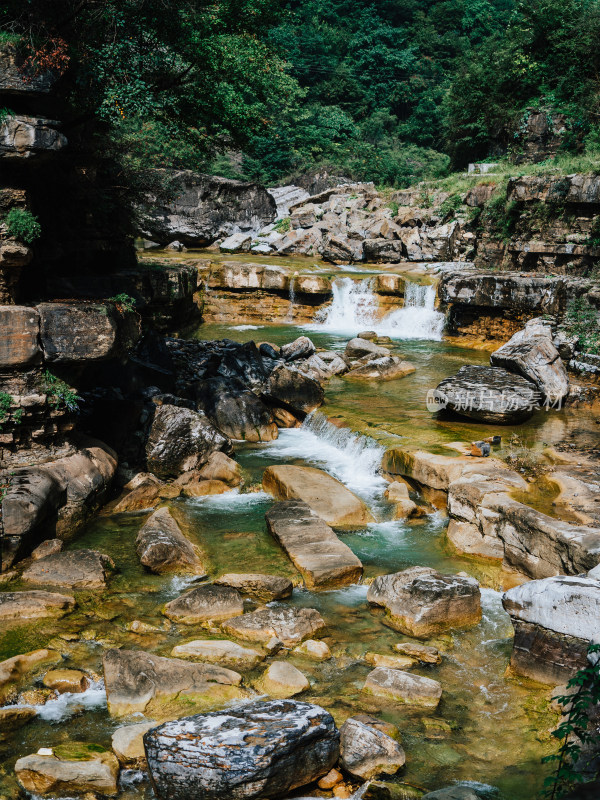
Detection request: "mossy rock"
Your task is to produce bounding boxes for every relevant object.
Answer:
[53,742,108,761]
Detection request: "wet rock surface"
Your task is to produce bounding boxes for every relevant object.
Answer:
[367,566,481,638]
[143,699,339,800]
[213,572,293,601]
[163,584,244,624]
[0,590,75,620]
[15,745,119,797]
[222,606,326,646]
[340,716,406,779]
[103,648,245,718]
[136,507,204,574]
[171,639,265,669]
[21,549,116,590]
[363,667,443,708]
[266,500,363,589]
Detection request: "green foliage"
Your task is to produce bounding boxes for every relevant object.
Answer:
[565,297,600,354]
[0,391,23,429]
[387,201,399,218]
[0,107,13,126]
[542,643,600,798]
[109,293,137,313]
[274,217,291,233]
[480,192,521,240]
[439,194,464,219]
[42,371,82,412]
[4,208,41,244]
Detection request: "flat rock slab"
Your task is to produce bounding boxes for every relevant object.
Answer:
[103,648,245,718]
[367,566,481,638]
[434,365,541,424]
[222,606,326,646]
[263,465,373,529]
[0,648,62,703]
[0,590,75,620]
[258,661,310,698]
[136,507,204,574]
[346,356,415,382]
[21,550,115,590]
[171,640,265,669]
[214,572,293,601]
[0,706,37,741]
[163,584,244,624]
[340,716,405,780]
[363,667,442,708]
[15,744,119,797]
[143,699,340,800]
[266,500,363,589]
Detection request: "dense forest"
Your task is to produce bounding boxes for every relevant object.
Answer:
[2,0,600,188]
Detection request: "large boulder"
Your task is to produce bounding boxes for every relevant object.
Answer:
[103,648,246,718]
[262,364,324,417]
[367,567,481,638]
[345,356,415,382]
[265,500,363,589]
[345,338,389,359]
[339,716,405,780]
[262,465,373,529]
[502,575,600,684]
[0,305,41,367]
[490,321,569,405]
[163,584,244,624]
[196,377,278,442]
[222,606,326,646]
[0,114,67,158]
[433,365,541,424]
[146,404,232,479]
[15,744,119,797]
[136,507,205,574]
[21,549,115,590]
[0,591,75,621]
[138,171,277,246]
[143,699,340,800]
[363,667,442,708]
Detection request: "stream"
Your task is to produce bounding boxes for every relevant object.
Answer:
[3,262,588,799]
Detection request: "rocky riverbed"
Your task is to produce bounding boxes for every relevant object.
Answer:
[2,270,600,800]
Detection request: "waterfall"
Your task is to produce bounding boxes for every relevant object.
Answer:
[306,276,445,340]
[259,411,386,500]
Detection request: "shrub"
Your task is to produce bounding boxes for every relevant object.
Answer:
[565,297,600,355]
[109,293,136,313]
[4,208,41,244]
[439,194,463,219]
[274,217,291,234]
[0,391,23,429]
[42,371,81,412]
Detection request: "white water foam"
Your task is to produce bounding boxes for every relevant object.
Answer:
[19,680,107,723]
[231,324,262,331]
[306,276,445,340]
[259,412,386,500]
[188,489,271,507]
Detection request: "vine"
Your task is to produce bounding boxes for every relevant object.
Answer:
[42,371,82,412]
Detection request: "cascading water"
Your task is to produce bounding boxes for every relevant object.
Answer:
[306,276,445,340]
[286,275,296,322]
[260,411,386,501]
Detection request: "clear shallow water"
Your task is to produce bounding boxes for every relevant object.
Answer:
[2,270,578,800]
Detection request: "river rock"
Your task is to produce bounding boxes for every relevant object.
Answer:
[21,549,115,590]
[15,744,119,797]
[111,721,156,765]
[43,668,89,694]
[502,575,600,683]
[163,584,244,624]
[136,507,204,574]
[0,590,75,620]
[367,567,481,638]
[339,717,406,780]
[262,364,324,417]
[259,661,310,698]
[214,572,293,601]
[263,465,373,529]
[222,606,326,646]
[363,667,442,708]
[31,538,63,559]
[144,699,339,800]
[490,323,569,405]
[196,376,278,442]
[384,482,418,518]
[434,365,541,424]
[103,648,245,718]
[171,640,265,669]
[281,336,316,362]
[0,649,61,703]
[365,653,416,670]
[113,474,164,512]
[294,639,332,660]
[346,338,389,359]
[146,403,232,479]
[196,451,242,485]
[220,232,252,253]
[266,500,363,588]
[394,643,441,665]
[0,706,37,741]
[345,356,416,382]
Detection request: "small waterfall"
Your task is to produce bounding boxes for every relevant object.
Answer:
[286,276,296,322]
[260,411,386,500]
[306,276,445,340]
